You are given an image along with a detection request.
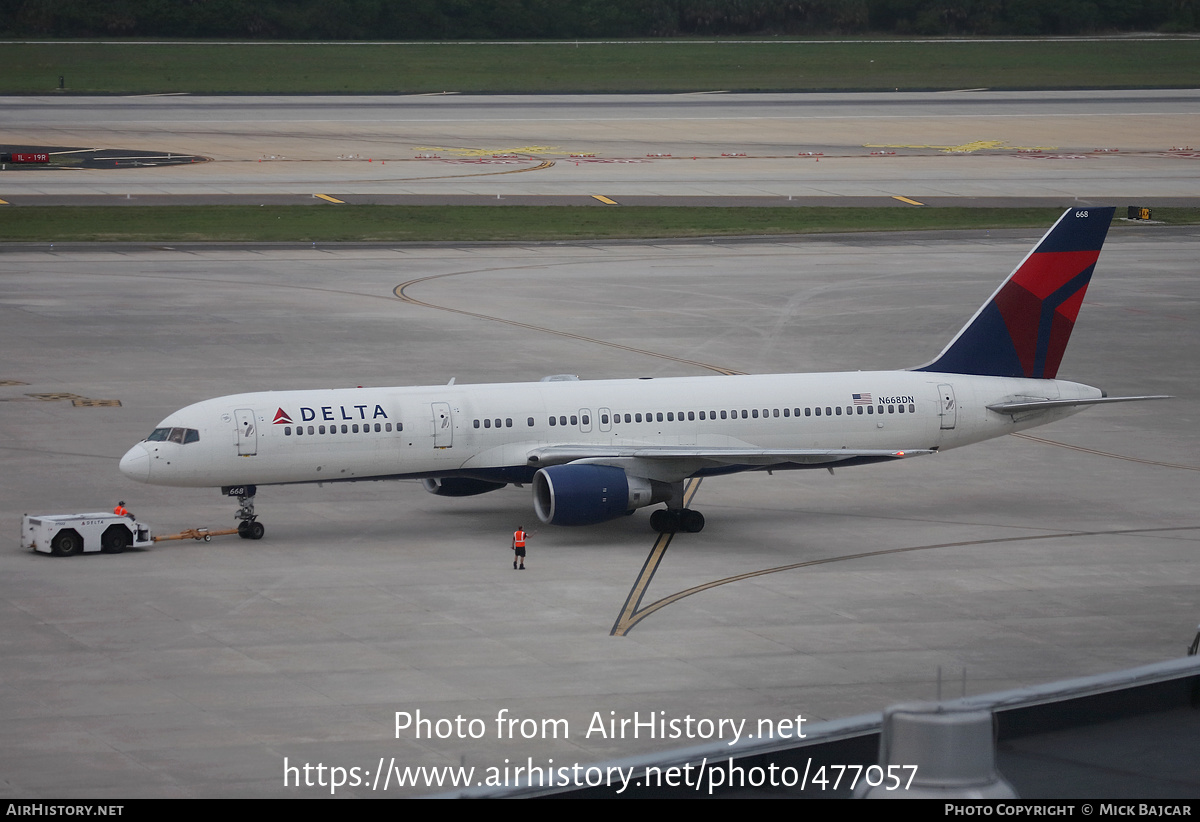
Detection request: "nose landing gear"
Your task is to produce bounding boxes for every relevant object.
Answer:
[223,485,265,540]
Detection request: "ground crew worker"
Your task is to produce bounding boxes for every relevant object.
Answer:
[512,526,527,570]
[114,501,134,520]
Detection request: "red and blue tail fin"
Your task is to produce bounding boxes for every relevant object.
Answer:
[915,207,1115,379]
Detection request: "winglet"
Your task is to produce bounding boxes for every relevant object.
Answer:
[916,207,1115,379]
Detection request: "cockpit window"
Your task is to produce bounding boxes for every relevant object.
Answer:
[146,427,200,444]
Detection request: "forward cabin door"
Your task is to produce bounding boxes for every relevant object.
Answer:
[234,408,258,455]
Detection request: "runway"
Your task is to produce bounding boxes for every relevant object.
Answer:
[1,226,1196,796]
[2,90,1199,201]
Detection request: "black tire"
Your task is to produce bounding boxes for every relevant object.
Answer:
[649,509,677,534]
[51,530,83,557]
[237,521,252,539]
[248,521,265,540]
[101,526,131,554]
[682,510,706,533]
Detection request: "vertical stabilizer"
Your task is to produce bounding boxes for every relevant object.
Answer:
[915,207,1115,379]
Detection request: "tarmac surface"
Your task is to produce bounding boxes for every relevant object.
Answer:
[1,225,1197,797]
[2,90,1200,202]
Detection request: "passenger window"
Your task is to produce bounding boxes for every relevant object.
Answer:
[667,412,674,421]
[805,408,811,416]
[506,418,512,427]
[549,417,556,426]
[572,415,579,425]
[835,407,842,415]
[284,427,291,436]
[484,419,491,428]
[815,407,821,416]
[857,406,864,415]
[898,405,905,414]
[580,416,587,426]
[474,420,480,429]
[688,411,695,421]
[699,411,706,420]
[341,424,348,433]
[527,417,535,427]
[319,425,326,434]
[635,413,642,422]
[783,408,790,417]
[353,424,360,433]
[375,423,381,432]
[867,406,874,414]
[601,414,609,424]
[624,414,632,423]
[495,419,501,429]
[909,404,916,413]
[560,416,567,426]
[308,426,315,434]
[888,405,895,414]
[773,409,780,418]
[741,410,748,419]
[656,412,663,422]
[720,410,727,419]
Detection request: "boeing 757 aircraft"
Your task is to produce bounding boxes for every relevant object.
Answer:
[119,207,1164,539]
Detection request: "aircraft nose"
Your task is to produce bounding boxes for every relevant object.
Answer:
[119,444,151,483]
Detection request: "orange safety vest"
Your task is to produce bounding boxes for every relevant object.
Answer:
[513,530,526,548]
[114,505,128,517]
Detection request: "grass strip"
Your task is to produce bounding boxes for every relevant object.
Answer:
[6,40,1200,94]
[3,206,1198,243]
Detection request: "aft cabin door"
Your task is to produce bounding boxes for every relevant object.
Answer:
[937,384,957,430]
[234,408,258,455]
[431,402,453,449]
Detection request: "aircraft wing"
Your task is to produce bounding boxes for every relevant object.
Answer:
[527,445,934,468]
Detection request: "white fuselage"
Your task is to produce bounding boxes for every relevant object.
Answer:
[118,370,1102,489]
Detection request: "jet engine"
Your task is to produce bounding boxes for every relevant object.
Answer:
[422,477,507,497]
[532,464,672,526]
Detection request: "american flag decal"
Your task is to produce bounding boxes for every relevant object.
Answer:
[853,393,873,405]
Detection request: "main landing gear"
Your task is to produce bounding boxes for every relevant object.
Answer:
[649,507,705,534]
[224,485,265,540]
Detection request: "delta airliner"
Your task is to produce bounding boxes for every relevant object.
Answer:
[119,207,1164,539]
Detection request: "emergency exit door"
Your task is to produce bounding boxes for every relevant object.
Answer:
[432,402,453,449]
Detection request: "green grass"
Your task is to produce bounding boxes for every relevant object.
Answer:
[5,39,1199,94]
[3,205,1197,243]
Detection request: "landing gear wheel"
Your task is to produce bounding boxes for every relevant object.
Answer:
[51,530,82,557]
[237,521,252,539]
[650,509,679,534]
[247,521,265,540]
[681,510,705,533]
[101,526,130,554]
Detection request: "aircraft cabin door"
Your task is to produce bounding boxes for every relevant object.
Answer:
[234,408,258,455]
[432,402,453,449]
[937,384,957,430]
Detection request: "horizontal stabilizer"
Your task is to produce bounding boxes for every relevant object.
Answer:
[987,395,1172,414]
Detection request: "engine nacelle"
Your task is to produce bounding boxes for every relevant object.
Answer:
[422,477,507,497]
[533,464,672,526]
